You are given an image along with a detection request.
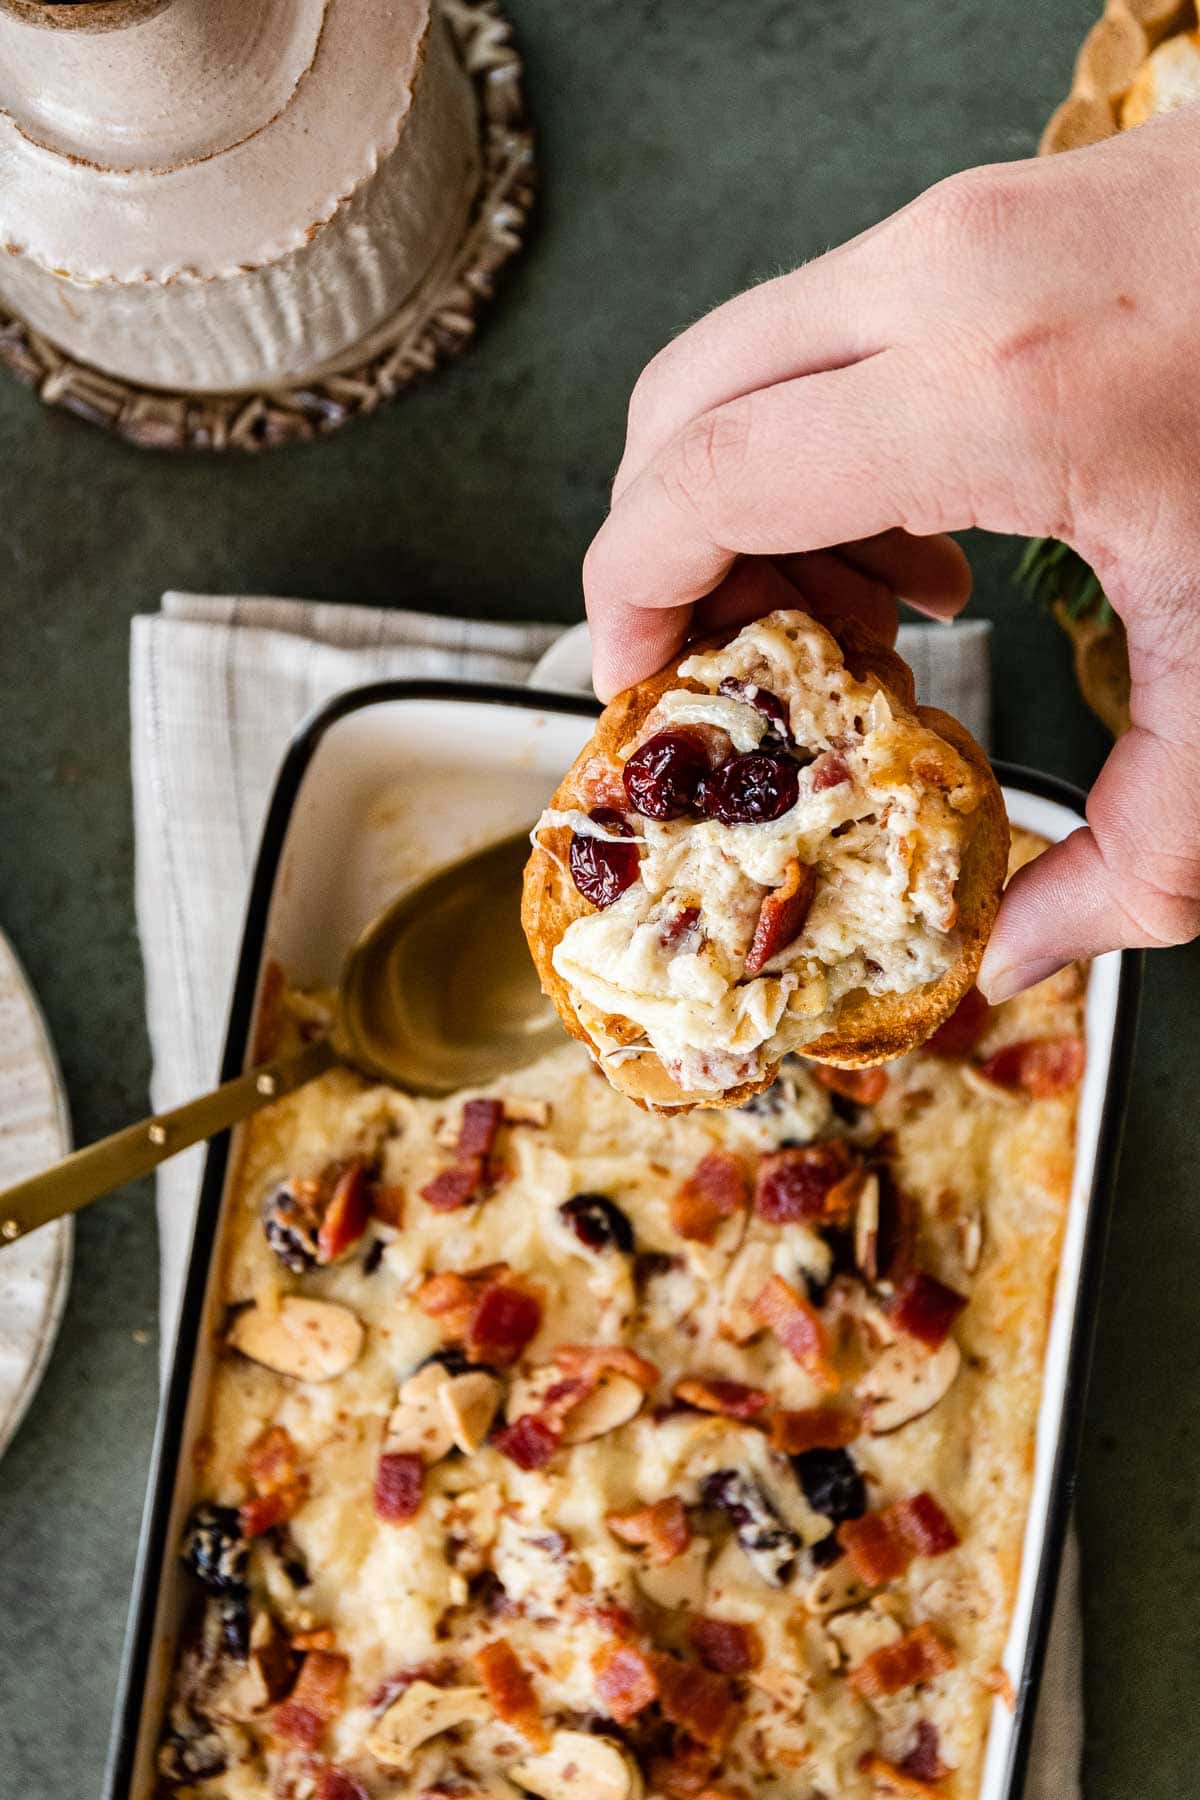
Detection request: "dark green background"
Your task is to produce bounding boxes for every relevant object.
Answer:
[0,2,1193,1794]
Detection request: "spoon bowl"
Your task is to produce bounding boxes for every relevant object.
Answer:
[0,829,560,1245]
[338,832,559,1093]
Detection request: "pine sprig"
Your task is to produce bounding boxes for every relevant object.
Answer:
[1014,537,1114,626]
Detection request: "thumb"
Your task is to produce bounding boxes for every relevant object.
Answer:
[979,724,1200,1001]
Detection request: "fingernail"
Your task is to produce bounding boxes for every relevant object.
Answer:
[977,955,1067,1006]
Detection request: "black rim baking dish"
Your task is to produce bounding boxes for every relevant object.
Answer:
[104,679,1142,1800]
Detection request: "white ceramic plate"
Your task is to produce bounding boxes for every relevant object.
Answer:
[109,683,1138,1800]
[0,925,72,1461]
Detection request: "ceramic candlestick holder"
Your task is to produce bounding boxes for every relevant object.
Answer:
[0,0,534,450]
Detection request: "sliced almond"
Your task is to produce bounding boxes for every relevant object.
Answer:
[227,1296,363,1383]
[440,1371,502,1453]
[636,1536,710,1611]
[511,1729,644,1800]
[503,1097,553,1128]
[825,1604,903,1669]
[386,1362,457,1462]
[803,1555,870,1618]
[720,1237,776,1343]
[750,1662,809,1711]
[857,1337,962,1435]
[854,1172,881,1280]
[560,1372,645,1444]
[365,1681,491,1768]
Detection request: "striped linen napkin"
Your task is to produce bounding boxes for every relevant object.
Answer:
[129,593,1076,1797]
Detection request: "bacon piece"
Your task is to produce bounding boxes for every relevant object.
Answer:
[475,1637,549,1750]
[750,1275,840,1392]
[651,1652,741,1751]
[315,1772,369,1800]
[687,1615,763,1674]
[838,1492,959,1586]
[420,1158,486,1213]
[901,1721,945,1782]
[374,1452,424,1524]
[891,1491,960,1558]
[811,750,850,791]
[850,1623,956,1699]
[241,1424,303,1494]
[977,1034,1085,1098]
[674,1377,768,1420]
[416,1262,508,1336]
[239,1492,293,1538]
[651,1740,720,1799]
[812,1063,889,1105]
[291,1629,337,1652]
[368,1658,461,1710]
[317,1160,371,1262]
[768,1406,860,1454]
[606,1496,692,1565]
[581,1600,640,1641]
[417,1269,476,1319]
[862,1757,944,1798]
[273,1650,348,1749]
[493,1413,562,1471]
[890,1270,967,1350]
[593,1640,660,1724]
[671,1151,748,1244]
[239,1425,308,1538]
[457,1097,505,1159]
[754,1140,856,1225]
[660,904,701,947]
[577,753,629,811]
[372,1184,405,1229]
[837,1510,910,1587]
[467,1283,541,1366]
[925,983,992,1057]
[555,1343,660,1391]
[744,858,816,977]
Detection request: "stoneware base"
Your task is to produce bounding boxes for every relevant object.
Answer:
[0,0,535,452]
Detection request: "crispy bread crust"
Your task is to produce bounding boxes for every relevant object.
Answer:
[522,616,1009,1110]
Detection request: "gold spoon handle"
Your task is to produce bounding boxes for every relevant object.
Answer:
[0,1035,339,1248]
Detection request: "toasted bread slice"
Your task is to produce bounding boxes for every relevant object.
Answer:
[522,611,1009,1111]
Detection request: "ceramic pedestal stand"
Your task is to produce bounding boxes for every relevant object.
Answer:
[0,0,534,451]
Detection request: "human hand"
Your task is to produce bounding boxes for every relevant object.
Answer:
[583,104,1200,998]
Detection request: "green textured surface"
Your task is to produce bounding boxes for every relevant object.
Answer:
[0,2,1193,1796]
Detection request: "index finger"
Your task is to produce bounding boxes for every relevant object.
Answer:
[584,348,980,696]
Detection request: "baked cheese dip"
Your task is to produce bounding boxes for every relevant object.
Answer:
[158,833,1086,1800]
[522,611,1007,1110]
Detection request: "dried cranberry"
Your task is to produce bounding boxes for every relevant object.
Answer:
[718,676,792,744]
[704,750,799,824]
[569,807,641,908]
[808,1533,844,1570]
[623,730,710,820]
[792,1447,867,1526]
[261,1183,320,1273]
[183,1504,248,1597]
[559,1192,635,1253]
[701,1469,801,1586]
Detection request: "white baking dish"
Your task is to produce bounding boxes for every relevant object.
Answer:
[106,681,1139,1800]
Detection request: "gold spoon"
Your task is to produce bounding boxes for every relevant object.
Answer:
[0,832,558,1248]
